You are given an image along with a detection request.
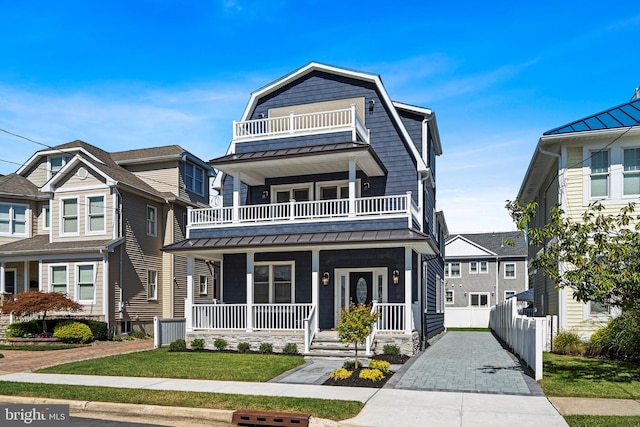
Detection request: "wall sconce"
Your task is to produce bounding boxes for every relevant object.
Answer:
[257,112,265,119]
[322,272,330,286]
[369,99,375,111]
[262,190,269,199]
[363,182,370,191]
[392,270,400,285]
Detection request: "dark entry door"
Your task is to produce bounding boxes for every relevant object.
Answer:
[349,272,373,306]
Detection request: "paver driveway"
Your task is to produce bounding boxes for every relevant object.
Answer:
[389,331,538,395]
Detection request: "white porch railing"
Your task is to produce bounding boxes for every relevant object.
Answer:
[233,107,369,144]
[191,303,313,331]
[366,302,407,355]
[189,193,419,228]
[303,305,317,354]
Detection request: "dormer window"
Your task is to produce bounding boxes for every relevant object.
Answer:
[49,155,73,178]
[185,162,205,196]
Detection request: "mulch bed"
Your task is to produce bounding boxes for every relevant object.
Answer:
[371,354,411,364]
[323,368,394,388]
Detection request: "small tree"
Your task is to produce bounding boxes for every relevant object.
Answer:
[336,303,380,368]
[1,291,82,333]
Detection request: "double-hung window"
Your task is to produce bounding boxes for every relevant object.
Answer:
[445,262,461,278]
[185,162,205,195]
[87,196,105,233]
[445,290,454,304]
[51,265,68,294]
[254,263,294,303]
[469,261,478,274]
[0,203,28,237]
[479,261,488,273]
[505,263,516,279]
[590,150,609,198]
[199,276,208,295]
[148,270,158,300]
[77,264,95,302]
[146,206,157,236]
[623,148,640,196]
[61,198,79,234]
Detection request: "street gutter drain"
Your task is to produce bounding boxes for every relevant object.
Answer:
[232,410,310,427]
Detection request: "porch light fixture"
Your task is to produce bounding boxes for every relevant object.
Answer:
[392,269,400,285]
[369,99,375,111]
[262,190,269,199]
[363,182,370,191]
[322,272,330,286]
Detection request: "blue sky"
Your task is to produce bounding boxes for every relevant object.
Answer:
[1,1,639,233]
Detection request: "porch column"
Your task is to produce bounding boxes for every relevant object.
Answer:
[311,249,319,328]
[404,247,413,334]
[0,262,5,294]
[23,261,28,292]
[348,158,356,217]
[246,251,254,332]
[233,171,240,222]
[185,257,194,331]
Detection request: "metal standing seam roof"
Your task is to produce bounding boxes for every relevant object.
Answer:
[544,99,640,135]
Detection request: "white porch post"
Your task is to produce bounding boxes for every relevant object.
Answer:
[0,262,5,294]
[23,261,28,292]
[233,171,240,222]
[102,253,110,334]
[185,257,194,331]
[246,251,254,332]
[348,159,356,217]
[311,249,319,330]
[404,247,413,334]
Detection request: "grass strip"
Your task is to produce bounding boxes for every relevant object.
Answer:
[38,349,305,382]
[0,344,81,351]
[564,415,640,427]
[0,381,362,421]
[541,353,640,399]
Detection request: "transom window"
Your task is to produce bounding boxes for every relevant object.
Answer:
[61,198,79,234]
[470,292,489,307]
[77,264,95,302]
[623,148,640,196]
[445,262,461,278]
[590,150,609,198]
[51,265,68,294]
[87,196,105,233]
[0,203,28,236]
[185,162,205,195]
[505,263,516,279]
[254,263,294,303]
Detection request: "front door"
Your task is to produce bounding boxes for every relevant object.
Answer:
[4,269,16,294]
[349,272,373,306]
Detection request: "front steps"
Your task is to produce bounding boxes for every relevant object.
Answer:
[305,331,371,359]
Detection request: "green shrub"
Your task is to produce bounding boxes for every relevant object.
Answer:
[342,360,362,370]
[168,339,186,352]
[5,320,41,338]
[383,344,400,355]
[0,353,3,359]
[282,343,298,355]
[259,342,273,354]
[552,331,584,355]
[359,368,385,381]
[112,335,123,342]
[368,359,391,373]
[590,310,640,361]
[237,342,251,353]
[329,368,352,380]
[79,320,108,341]
[129,330,148,339]
[53,321,94,344]
[214,338,228,351]
[191,338,205,350]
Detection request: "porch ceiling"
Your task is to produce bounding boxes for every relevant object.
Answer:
[209,142,386,186]
[163,228,438,257]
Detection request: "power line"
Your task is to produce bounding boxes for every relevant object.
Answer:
[0,127,51,148]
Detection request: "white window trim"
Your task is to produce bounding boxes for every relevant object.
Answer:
[47,154,72,180]
[622,147,640,197]
[199,275,208,295]
[85,194,106,235]
[185,161,206,196]
[76,262,97,304]
[42,204,50,231]
[445,289,454,305]
[0,202,29,237]
[60,197,79,236]
[315,179,359,199]
[469,261,478,274]
[445,262,461,278]
[147,270,158,301]
[504,263,516,279]
[504,290,516,301]
[50,263,69,295]
[271,183,314,203]
[254,262,295,304]
[588,149,610,200]
[479,261,488,274]
[469,292,490,307]
[146,205,157,237]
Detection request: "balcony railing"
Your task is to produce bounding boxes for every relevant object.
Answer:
[189,193,419,229]
[192,303,313,331]
[232,106,370,143]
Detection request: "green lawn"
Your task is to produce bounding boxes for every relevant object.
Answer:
[0,344,81,351]
[37,349,306,382]
[541,352,640,399]
[0,381,362,421]
[564,415,640,427]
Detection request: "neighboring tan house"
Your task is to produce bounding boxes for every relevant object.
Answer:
[518,90,640,338]
[163,62,448,355]
[0,140,214,335]
[444,231,528,328]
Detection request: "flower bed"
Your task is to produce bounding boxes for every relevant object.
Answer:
[7,337,63,346]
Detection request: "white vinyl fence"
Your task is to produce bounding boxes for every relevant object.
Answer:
[444,307,491,328]
[489,298,548,380]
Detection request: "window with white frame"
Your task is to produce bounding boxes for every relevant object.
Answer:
[479,261,488,273]
[0,203,28,237]
[49,155,72,178]
[87,196,105,233]
[254,263,294,303]
[61,198,78,234]
[77,264,95,302]
[445,290,454,304]
[504,290,516,300]
[147,270,158,300]
[51,265,68,294]
[199,275,208,295]
[319,182,349,200]
[623,148,640,196]
[470,292,489,307]
[146,206,157,237]
[42,205,50,230]
[590,150,609,198]
[273,184,312,203]
[469,261,478,274]
[504,263,516,279]
[185,162,205,195]
[445,262,461,278]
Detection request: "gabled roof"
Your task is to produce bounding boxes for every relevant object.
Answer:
[110,145,213,172]
[0,173,47,200]
[445,231,526,258]
[544,99,640,135]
